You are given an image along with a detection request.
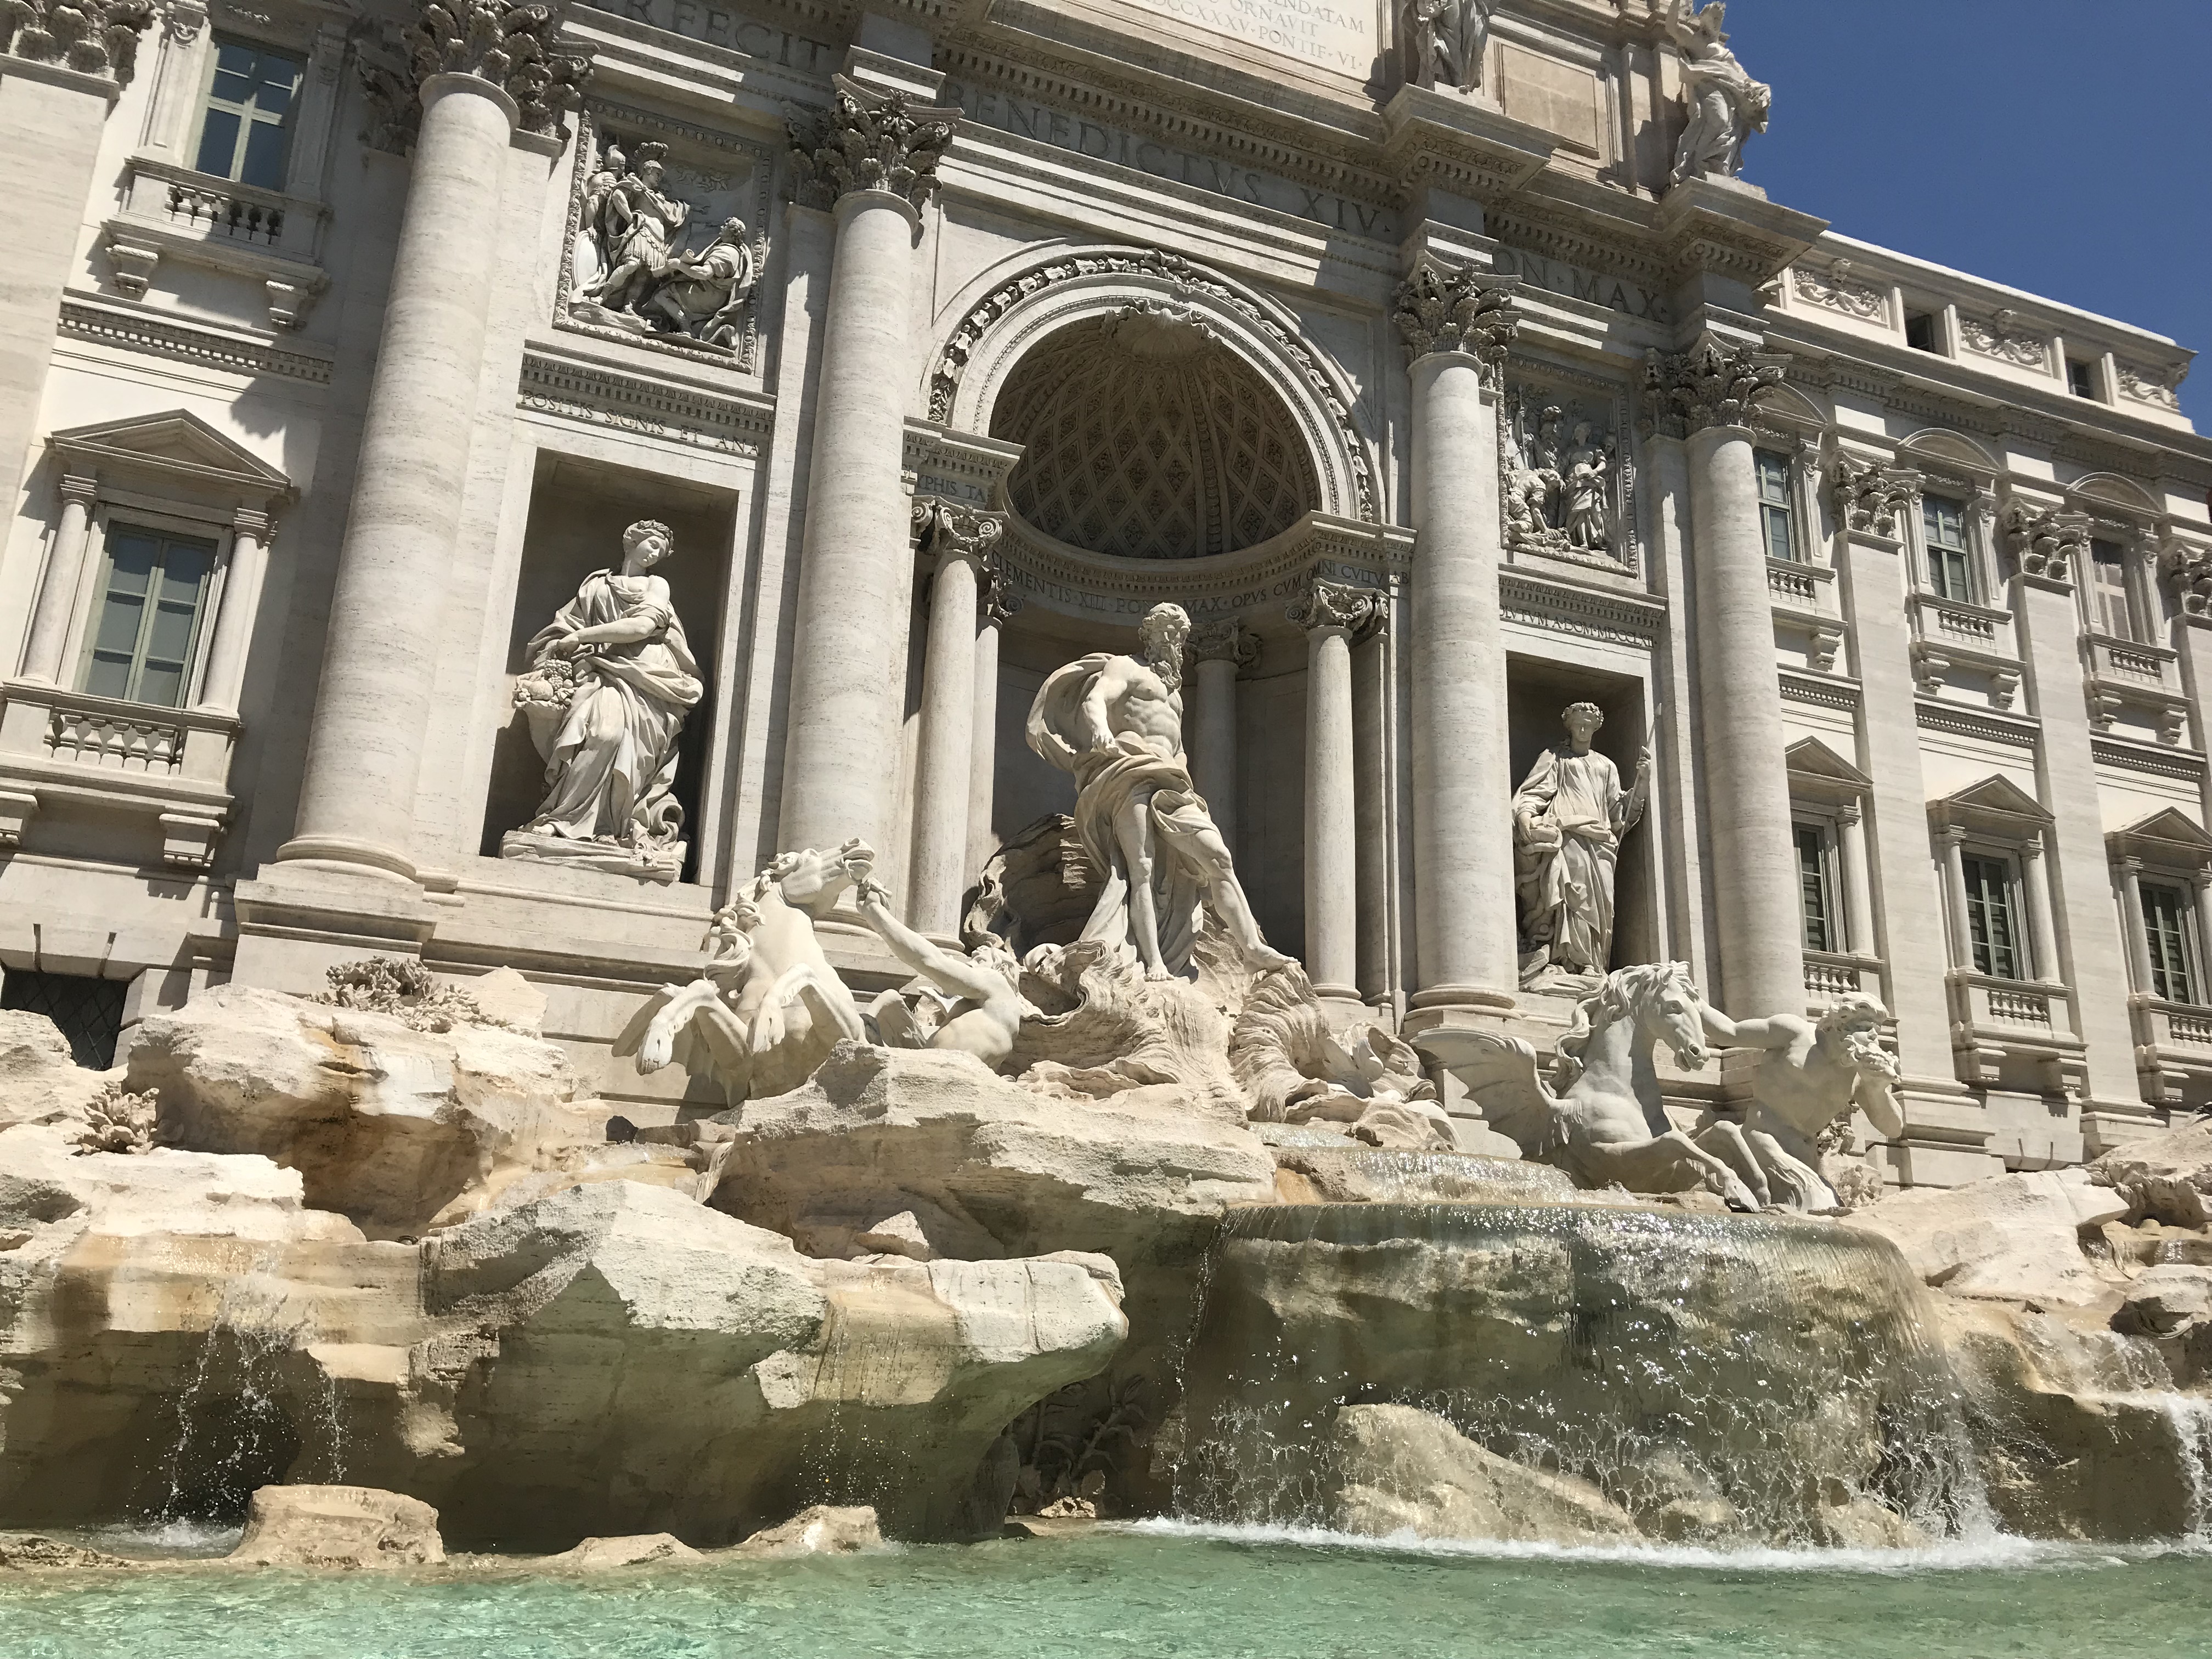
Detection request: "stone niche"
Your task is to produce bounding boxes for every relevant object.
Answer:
[1499,375,1633,575]
[1505,655,1657,972]
[478,453,738,882]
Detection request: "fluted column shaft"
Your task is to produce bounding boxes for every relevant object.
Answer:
[909,548,979,934]
[285,76,524,875]
[196,509,271,714]
[19,473,97,682]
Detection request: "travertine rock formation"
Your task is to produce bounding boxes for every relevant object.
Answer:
[1328,1404,1639,1543]
[227,1485,445,1568]
[1849,1167,2130,1304]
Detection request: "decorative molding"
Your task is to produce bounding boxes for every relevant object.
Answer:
[2001,499,2090,588]
[1915,698,2039,749]
[2115,361,2186,414]
[912,495,1005,566]
[2159,540,2212,617]
[787,74,956,211]
[1957,308,2049,370]
[1831,454,1921,540]
[1391,263,1520,376]
[1188,616,1261,672]
[2092,736,2209,782]
[1287,575,1384,640]
[1,0,154,84]
[1498,568,1664,648]
[1640,333,1791,438]
[408,0,590,140]
[57,297,333,382]
[1791,261,1884,324]
[516,351,770,455]
[1778,669,1860,712]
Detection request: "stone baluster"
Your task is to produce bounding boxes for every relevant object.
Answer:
[966,564,1019,884]
[18,473,98,683]
[1289,579,1383,1003]
[907,499,1004,936]
[196,509,273,715]
[1644,334,1799,1018]
[776,78,959,879]
[0,3,153,555]
[279,0,586,879]
[1391,262,1522,1016]
[1186,617,1257,850]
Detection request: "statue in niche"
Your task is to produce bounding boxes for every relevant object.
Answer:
[1661,0,1771,187]
[503,519,703,883]
[1403,0,1492,94]
[616,840,875,1106]
[1026,602,1296,981]
[1502,393,1618,559]
[1694,992,1906,1213]
[569,135,756,353]
[1512,701,1649,990]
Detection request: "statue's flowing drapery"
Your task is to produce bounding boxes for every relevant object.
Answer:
[1512,743,1630,975]
[524,569,703,846]
[1026,653,1222,975]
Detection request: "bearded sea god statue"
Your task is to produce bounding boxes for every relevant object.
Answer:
[503,520,704,883]
[1026,602,1295,980]
[1513,701,1649,989]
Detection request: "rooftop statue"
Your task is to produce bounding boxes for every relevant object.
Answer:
[1026,603,1295,981]
[614,839,875,1107]
[1415,962,1761,1209]
[1662,0,1771,187]
[1511,701,1649,989]
[1696,992,1906,1212]
[504,519,703,883]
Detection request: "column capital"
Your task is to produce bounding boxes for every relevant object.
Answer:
[1936,823,1969,848]
[2117,854,2145,875]
[1831,454,1922,541]
[2002,498,2089,589]
[2021,830,2048,860]
[58,471,99,507]
[1287,577,1385,642]
[359,0,590,153]
[788,75,958,213]
[912,495,1003,565]
[233,505,274,538]
[1639,332,1791,439]
[1187,616,1260,674]
[1390,262,1520,378]
[1,0,154,87]
[1837,799,1863,827]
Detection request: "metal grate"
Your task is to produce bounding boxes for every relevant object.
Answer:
[2,970,127,1069]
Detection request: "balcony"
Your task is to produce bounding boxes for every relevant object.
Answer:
[1947,970,2089,1097]
[0,682,239,870]
[1768,558,1844,673]
[2084,631,2191,746]
[2130,995,2212,1108]
[1803,950,1884,1006]
[1908,592,2023,709]
[100,156,330,330]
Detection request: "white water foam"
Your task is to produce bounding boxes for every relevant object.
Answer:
[1118,1516,2208,1575]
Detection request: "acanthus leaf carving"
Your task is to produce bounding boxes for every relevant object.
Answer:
[1790,261,1884,323]
[1188,616,1261,672]
[2001,500,2090,588]
[1957,308,2049,369]
[1640,334,1791,438]
[1,0,155,83]
[787,75,957,213]
[1390,262,1520,379]
[409,0,589,139]
[1830,455,1922,541]
[913,495,1006,565]
[2118,362,2186,413]
[1286,577,1384,641]
[2158,541,2212,617]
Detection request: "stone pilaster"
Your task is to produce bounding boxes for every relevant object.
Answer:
[1393,261,1521,1014]
[1644,332,1801,1019]
[776,78,959,880]
[1289,579,1383,1003]
[0,1,153,592]
[18,472,97,682]
[907,498,1003,936]
[1187,617,1257,851]
[280,0,586,881]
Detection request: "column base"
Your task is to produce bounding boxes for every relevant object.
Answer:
[230,860,438,995]
[274,832,421,885]
[1407,984,1517,1014]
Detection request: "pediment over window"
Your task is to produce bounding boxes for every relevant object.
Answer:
[2108,807,2212,870]
[1928,774,2051,838]
[1786,736,1871,803]
[47,411,292,504]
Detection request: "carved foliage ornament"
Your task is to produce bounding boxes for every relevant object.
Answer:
[2119,362,2186,413]
[1640,335,1790,438]
[788,76,957,213]
[2159,541,2212,617]
[1390,263,1521,375]
[1188,616,1261,672]
[913,496,1005,562]
[2002,500,2089,586]
[1791,261,1883,323]
[411,0,588,137]
[1,0,155,82]
[1830,455,1921,541]
[1957,308,2047,369]
[1286,577,1384,640]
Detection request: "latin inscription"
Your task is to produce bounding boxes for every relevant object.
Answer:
[1492,246,1672,325]
[943,82,1397,242]
[574,0,838,72]
[1110,0,1373,77]
[1007,562,1383,620]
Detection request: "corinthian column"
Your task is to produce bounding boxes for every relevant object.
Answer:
[1392,263,1522,1012]
[907,499,1003,935]
[1644,334,1798,1017]
[777,79,958,878]
[1290,579,1382,1003]
[280,2,586,879]
[1186,617,1257,849]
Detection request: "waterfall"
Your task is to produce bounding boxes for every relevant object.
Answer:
[1172,1200,1985,1546]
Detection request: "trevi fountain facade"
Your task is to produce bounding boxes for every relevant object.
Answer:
[0,0,2209,1635]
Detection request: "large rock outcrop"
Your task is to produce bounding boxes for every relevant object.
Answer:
[2090,1118,2212,1229]
[1848,1168,2128,1305]
[0,1011,112,1128]
[1327,1404,1639,1543]
[227,1485,444,1568]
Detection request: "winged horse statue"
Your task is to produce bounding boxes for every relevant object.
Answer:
[1415,961,1760,1210]
[614,838,874,1107]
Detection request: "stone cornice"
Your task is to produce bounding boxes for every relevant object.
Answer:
[2093,735,2209,782]
[1498,567,1666,647]
[57,295,334,383]
[1915,698,2039,749]
[517,347,774,455]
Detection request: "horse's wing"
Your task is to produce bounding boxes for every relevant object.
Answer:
[612,984,682,1060]
[1410,1028,1564,1158]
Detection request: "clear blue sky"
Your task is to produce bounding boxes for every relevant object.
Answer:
[1736,1,2212,430]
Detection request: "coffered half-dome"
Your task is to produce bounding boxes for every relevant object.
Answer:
[989,302,1321,562]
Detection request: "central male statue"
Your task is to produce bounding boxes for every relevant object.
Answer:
[1028,602,1295,979]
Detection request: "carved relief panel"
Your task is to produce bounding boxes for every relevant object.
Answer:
[1499,378,1634,573]
[559,106,772,371]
